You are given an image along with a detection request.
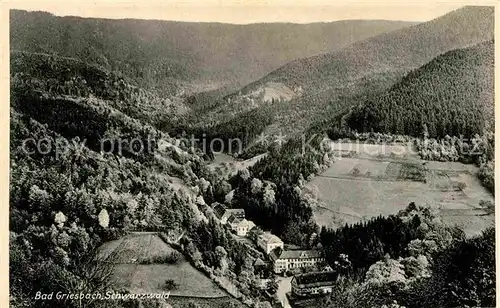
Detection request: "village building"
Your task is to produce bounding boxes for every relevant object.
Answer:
[212,203,245,224]
[270,249,325,273]
[226,214,239,227]
[228,215,256,236]
[291,271,338,297]
[256,232,284,254]
[253,257,269,277]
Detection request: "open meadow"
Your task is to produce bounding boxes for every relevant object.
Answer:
[167,296,245,308]
[308,142,494,236]
[208,153,267,178]
[98,233,227,297]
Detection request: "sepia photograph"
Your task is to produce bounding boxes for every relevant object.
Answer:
[6,1,496,307]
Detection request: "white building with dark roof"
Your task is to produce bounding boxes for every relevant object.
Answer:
[271,249,324,273]
[256,232,284,254]
[231,218,256,237]
[212,203,245,224]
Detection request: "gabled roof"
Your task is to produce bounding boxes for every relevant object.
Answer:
[269,249,281,262]
[221,208,245,221]
[259,232,283,244]
[225,208,245,215]
[277,249,323,260]
[213,203,227,219]
[227,214,240,224]
[294,271,338,287]
[253,257,266,267]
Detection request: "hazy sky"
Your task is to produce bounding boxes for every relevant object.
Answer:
[9,0,491,24]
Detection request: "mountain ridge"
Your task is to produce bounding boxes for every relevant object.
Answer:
[10,9,416,96]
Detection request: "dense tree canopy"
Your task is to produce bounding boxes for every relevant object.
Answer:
[343,41,493,139]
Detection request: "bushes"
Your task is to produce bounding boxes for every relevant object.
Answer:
[397,228,496,308]
[138,251,182,265]
[478,159,494,194]
[163,279,178,291]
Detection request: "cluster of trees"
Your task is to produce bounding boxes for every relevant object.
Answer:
[182,218,249,274]
[10,115,199,307]
[320,206,422,276]
[168,106,274,157]
[414,129,491,163]
[228,134,333,246]
[232,172,317,247]
[138,251,182,265]
[308,42,495,193]
[414,129,495,193]
[177,217,276,306]
[316,203,494,308]
[478,159,494,194]
[10,50,282,307]
[477,131,495,194]
[325,130,414,144]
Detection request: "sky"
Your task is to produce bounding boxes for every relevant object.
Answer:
[7,0,487,24]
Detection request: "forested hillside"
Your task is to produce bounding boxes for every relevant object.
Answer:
[243,6,493,91]
[10,10,414,95]
[9,52,255,307]
[343,40,494,138]
[207,6,494,142]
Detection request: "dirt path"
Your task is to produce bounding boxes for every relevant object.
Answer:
[276,276,292,308]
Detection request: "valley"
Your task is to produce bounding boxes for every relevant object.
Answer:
[8,4,495,308]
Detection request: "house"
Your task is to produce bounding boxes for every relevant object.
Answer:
[213,203,227,220]
[270,249,325,273]
[253,257,272,278]
[223,209,245,223]
[227,214,240,228]
[212,203,245,224]
[230,218,256,237]
[256,232,284,254]
[254,257,267,268]
[291,271,338,297]
[247,226,264,242]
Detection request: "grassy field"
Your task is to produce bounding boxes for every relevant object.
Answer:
[167,296,245,308]
[319,157,426,182]
[98,233,227,297]
[308,143,494,236]
[208,153,267,178]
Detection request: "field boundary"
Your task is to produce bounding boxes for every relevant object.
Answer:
[315,174,420,183]
[336,155,421,164]
[314,204,362,218]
